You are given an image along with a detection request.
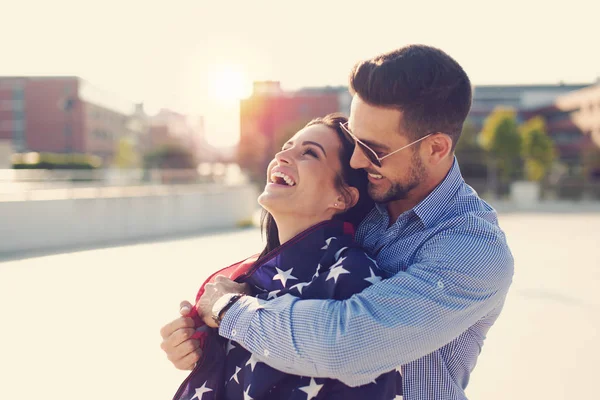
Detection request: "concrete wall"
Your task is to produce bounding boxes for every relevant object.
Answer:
[0,184,258,255]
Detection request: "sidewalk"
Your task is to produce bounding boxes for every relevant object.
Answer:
[488,199,600,214]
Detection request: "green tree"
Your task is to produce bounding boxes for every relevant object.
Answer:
[480,108,522,181]
[582,144,600,180]
[143,144,197,169]
[455,119,488,179]
[519,116,556,182]
[455,119,480,153]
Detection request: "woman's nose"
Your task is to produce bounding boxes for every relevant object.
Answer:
[274,150,291,165]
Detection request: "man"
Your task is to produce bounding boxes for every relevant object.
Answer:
[160,45,514,399]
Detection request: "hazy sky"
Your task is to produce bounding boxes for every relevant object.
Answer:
[1,0,598,146]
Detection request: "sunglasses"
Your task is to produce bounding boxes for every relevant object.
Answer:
[340,122,433,167]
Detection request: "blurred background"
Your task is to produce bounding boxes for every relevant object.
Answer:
[0,1,598,399]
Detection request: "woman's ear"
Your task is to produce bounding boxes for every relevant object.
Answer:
[333,187,359,211]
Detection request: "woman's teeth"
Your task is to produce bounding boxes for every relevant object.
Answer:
[368,172,383,180]
[271,171,296,186]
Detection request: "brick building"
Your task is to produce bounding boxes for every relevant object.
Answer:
[0,76,149,166]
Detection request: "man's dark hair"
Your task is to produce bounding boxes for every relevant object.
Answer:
[349,44,472,149]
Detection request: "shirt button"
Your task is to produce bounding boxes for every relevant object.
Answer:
[263,349,270,357]
[437,281,444,289]
[231,329,237,337]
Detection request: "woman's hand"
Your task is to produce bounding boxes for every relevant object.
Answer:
[159,301,202,370]
[198,276,252,328]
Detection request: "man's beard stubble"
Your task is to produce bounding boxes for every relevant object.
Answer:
[368,150,427,204]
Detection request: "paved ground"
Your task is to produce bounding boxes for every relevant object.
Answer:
[1,213,598,400]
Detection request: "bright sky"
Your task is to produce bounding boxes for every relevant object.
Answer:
[1,0,598,147]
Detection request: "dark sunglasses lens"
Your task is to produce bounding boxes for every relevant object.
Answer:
[357,142,381,166]
[341,124,354,143]
[341,123,381,166]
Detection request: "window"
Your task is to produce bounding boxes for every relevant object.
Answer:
[13,88,24,101]
[0,120,13,131]
[299,103,310,116]
[0,99,24,111]
[552,131,580,144]
[13,137,26,152]
[13,99,23,110]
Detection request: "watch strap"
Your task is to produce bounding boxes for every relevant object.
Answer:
[212,293,243,326]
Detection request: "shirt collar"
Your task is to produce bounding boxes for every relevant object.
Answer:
[412,157,464,228]
[374,157,464,229]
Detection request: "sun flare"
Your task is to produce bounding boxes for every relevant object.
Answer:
[208,64,252,102]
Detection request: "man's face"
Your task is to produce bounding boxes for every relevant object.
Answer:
[348,95,428,203]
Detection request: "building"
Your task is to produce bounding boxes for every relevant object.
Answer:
[555,84,600,148]
[148,109,211,159]
[0,76,149,166]
[237,80,600,183]
[468,83,591,131]
[521,84,600,170]
[238,81,349,182]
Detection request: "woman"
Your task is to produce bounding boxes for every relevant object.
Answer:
[173,114,402,400]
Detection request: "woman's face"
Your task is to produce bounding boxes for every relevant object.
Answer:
[258,124,345,221]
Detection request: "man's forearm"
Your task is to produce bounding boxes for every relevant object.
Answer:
[219,270,511,387]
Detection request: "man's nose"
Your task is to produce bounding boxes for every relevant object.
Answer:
[349,146,370,170]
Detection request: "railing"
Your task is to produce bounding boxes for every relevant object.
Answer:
[0,163,251,201]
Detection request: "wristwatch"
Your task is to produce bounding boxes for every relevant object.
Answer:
[211,293,244,326]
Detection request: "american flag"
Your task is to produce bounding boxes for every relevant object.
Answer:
[173,220,403,400]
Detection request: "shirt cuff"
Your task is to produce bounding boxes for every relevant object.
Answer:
[218,295,265,343]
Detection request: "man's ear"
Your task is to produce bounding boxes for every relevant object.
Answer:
[428,133,453,164]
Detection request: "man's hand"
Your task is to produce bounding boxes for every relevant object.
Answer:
[159,301,202,370]
[198,276,252,328]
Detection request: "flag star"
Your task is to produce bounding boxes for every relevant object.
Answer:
[394,396,403,399]
[230,366,242,384]
[333,246,348,260]
[330,256,347,269]
[365,253,378,264]
[243,385,254,400]
[246,354,260,372]
[272,267,298,288]
[321,237,336,250]
[298,378,324,399]
[395,366,402,374]
[290,281,310,294]
[267,289,281,300]
[312,264,323,279]
[364,267,382,285]
[326,264,350,284]
[190,381,212,400]
[226,340,237,355]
